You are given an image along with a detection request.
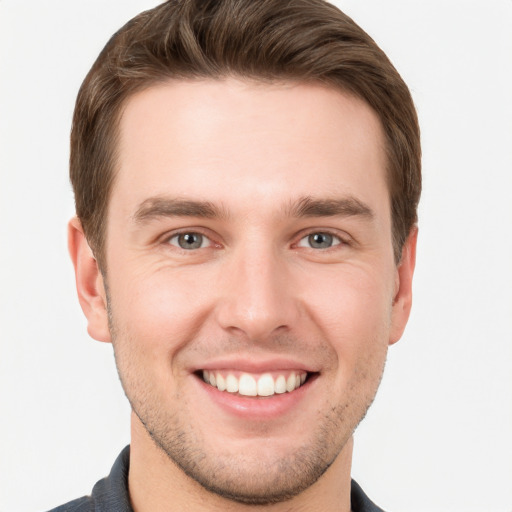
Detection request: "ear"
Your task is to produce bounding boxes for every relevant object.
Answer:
[389,227,418,345]
[68,217,111,343]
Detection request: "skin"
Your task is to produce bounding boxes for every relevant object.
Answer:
[69,79,417,512]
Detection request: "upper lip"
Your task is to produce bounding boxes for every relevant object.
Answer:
[192,357,318,374]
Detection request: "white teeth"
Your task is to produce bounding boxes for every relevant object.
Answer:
[239,374,257,396]
[257,373,275,397]
[286,374,296,392]
[216,374,226,391]
[202,370,308,397]
[226,374,239,392]
[275,375,287,394]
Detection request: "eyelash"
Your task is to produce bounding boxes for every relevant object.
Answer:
[163,229,349,252]
[166,230,216,251]
[296,231,346,250]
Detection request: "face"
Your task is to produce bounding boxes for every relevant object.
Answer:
[72,79,415,505]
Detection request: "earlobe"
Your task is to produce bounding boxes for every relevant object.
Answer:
[68,217,111,343]
[389,227,418,345]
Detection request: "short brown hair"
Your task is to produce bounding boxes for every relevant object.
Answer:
[71,0,421,268]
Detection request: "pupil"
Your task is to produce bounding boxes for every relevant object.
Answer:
[309,233,332,249]
[179,233,202,249]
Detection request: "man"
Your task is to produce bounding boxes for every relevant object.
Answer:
[53,0,421,510]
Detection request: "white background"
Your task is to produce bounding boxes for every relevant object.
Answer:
[1,1,511,511]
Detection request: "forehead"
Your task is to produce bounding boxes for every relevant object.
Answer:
[112,78,388,220]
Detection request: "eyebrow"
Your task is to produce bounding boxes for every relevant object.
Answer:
[287,196,375,220]
[133,197,227,223]
[132,195,374,223]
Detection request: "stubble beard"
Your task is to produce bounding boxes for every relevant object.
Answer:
[134,391,363,505]
[105,291,387,506]
[126,387,369,506]
[114,348,384,506]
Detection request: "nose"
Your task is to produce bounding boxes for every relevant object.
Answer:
[215,244,301,342]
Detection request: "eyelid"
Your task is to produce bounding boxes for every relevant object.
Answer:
[294,229,351,249]
[157,227,351,251]
[168,233,211,249]
[162,228,221,249]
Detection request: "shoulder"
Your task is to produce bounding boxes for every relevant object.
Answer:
[45,495,94,512]
[351,479,387,512]
[44,446,132,512]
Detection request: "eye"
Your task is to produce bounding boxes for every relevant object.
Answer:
[297,232,342,249]
[168,232,211,250]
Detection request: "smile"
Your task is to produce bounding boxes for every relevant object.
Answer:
[201,370,308,397]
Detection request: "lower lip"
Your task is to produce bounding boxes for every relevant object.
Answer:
[195,374,317,420]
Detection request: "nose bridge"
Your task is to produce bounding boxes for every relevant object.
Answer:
[216,238,298,340]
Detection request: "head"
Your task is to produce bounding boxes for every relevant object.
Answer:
[71,0,420,271]
[69,0,420,507]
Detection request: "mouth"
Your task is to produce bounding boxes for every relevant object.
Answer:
[198,370,314,397]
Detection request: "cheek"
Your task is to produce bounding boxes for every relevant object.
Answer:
[107,271,205,398]
[305,266,394,334]
[301,266,394,369]
[108,266,214,356]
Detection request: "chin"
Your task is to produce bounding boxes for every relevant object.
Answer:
[161,438,336,505]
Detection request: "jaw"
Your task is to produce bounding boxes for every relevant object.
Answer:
[129,407,356,511]
[122,342,386,511]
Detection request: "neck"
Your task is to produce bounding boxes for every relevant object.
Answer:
[128,413,354,512]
